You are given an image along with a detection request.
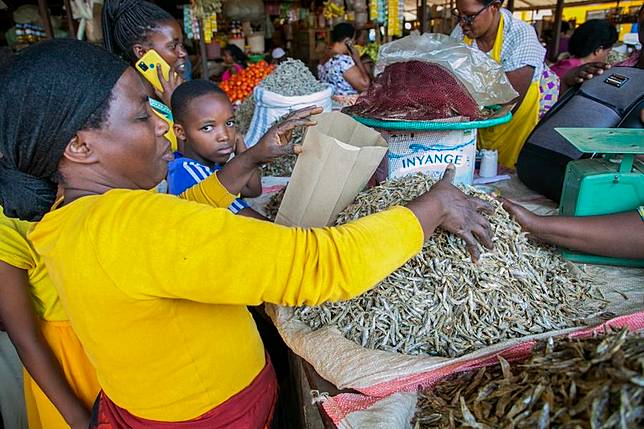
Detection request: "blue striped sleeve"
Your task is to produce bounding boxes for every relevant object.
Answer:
[167,158,213,195]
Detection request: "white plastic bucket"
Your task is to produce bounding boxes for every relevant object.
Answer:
[247,33,265,53]
[383,129,477,185]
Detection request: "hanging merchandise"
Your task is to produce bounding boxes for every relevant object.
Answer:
[387,0,403,37]
[323,1,345,21]
[191,0,222,18]
[183,5,195,39]
[184,3,219,43]
[377,0,386,23]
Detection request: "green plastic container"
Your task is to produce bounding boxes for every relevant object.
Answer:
[248,53,265,64]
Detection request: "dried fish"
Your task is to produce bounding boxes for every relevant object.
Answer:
[260,59,327,96]
[234,96,255,136]
[259,115,302,178]
[265,188,286,220]
[290,173,607,357]
[413,330,644,428]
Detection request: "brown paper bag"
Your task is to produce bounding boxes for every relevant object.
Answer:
[275,112,388,227]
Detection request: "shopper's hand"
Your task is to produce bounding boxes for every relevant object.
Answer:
[563,62,611,87]
[155,64,184,107]
[500,197,540,236]
[406,165,494,262]
[345,38,355,56]
[251,106,323,163]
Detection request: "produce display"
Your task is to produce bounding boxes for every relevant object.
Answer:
[259,59,327,96]
[413,330,644,428]
[344,61,484,121]
[288,174,607,357]
[219,60,275,103]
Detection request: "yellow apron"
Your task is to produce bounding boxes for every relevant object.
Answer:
[465,15,540,169]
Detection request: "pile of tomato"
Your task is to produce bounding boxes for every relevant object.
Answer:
[219,61,275,103]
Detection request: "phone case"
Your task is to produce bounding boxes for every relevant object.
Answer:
[136,50,171,93]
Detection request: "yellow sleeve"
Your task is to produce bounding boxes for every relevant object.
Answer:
[179,171,236,208]
[0,209,35,271]
[90,191,423,306]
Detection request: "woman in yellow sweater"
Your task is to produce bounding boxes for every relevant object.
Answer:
[0,207,100,429]
[0,39,492,428]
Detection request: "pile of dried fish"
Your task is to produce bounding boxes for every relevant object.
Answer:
[260,59,327,96]
[264,188,286,219]
[234,96,255,136]
[413,330,644,428]
[293,174,606,357]
[262,155,297,178]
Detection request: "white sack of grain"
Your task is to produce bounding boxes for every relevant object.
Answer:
[245,84,333,147]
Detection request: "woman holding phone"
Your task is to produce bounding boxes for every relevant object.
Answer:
[102,0,186,107]
[318,23,371,95]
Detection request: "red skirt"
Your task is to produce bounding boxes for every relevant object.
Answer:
[90,357,277,429]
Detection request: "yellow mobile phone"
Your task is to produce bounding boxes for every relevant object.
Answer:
[136,50,172,93]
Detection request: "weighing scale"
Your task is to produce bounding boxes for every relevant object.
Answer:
[556,128,644,267]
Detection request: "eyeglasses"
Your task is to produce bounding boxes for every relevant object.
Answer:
[451,2,495,26]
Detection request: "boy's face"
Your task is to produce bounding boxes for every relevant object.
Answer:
[175,93,236,165]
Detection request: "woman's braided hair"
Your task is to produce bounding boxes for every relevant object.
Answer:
[102,0,173,62]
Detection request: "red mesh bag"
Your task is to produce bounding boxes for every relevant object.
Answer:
[344,61,483,121]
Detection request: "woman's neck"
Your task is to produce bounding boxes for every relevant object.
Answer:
[61,186,109,206]
[476,12,501,53]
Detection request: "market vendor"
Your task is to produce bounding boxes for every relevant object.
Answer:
[450,0,546,169]
[516,5,644,203]
[318,23,371,95]
[102,0,187,107]
[550,20,618,79]
[0,39,493,428]
[221,44,248,81]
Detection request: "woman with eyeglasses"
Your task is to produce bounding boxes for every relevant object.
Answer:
[450,0,546,169]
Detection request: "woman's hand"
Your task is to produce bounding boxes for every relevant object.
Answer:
[406,165,494,262]
[500,197,540,235]
[249,106,323,164]
[155,64,184,107]
[561,62,611,93]
[344,38,355,56]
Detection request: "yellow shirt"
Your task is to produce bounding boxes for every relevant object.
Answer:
[0,207,67,321]
[29,173,424,421]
